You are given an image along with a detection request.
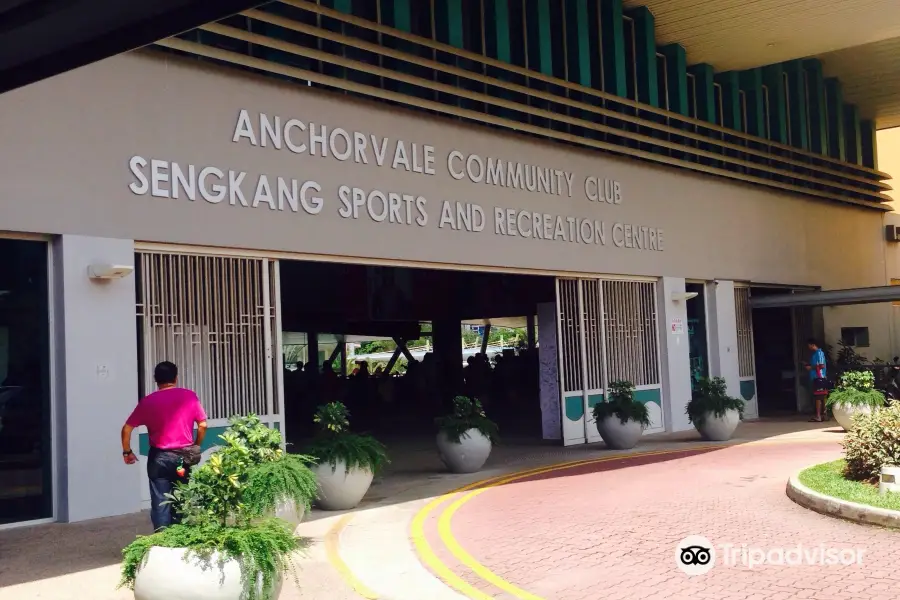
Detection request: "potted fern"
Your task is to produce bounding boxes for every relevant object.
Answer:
[120,416,312,600]
[826,370,885,431]
[593,380,650,450]
[686,376,745,441]
[226,414,318,526]
[435,395,498,473]
[306,402,388,511]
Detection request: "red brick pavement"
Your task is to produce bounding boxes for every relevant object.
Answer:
[426,440,900,600]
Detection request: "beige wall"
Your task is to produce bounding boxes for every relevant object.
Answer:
[878,127,900,356]
[0,51,893,354]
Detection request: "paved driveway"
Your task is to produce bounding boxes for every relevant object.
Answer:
[421,439,900,600]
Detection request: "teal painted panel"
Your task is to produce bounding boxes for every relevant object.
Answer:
[824,78,846,160]
[740,380,756,402]
[564,0,592,87]
[843,104,862,165]
[435,0,464,48]
[587,393,605,408]
[715,71,742,130]
[860,120,877,169]
[803,59,828,155]
[627,6,658,107]
[484,0,512,63]
[381,0,411,32]
[660,44,688,116]
[739,69,766,137]
[137,425,229,457]
[762,64,787,143]
[634,388,661,406]
[565,394,585,421]
[525,0,554,76]
[783,60,809,150]
[689,63,716,123]
[600,0,627,97]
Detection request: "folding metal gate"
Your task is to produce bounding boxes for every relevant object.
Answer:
[135,251,284,503]
[734,286,759,419]
[556,278,664,446]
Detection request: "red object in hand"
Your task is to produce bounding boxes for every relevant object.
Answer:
[176,466,186,478]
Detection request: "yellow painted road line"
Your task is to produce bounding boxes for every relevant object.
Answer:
[413,447,711,599]
[325,514,380,599]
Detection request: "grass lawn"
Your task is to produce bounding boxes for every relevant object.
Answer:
[799,460,900,512]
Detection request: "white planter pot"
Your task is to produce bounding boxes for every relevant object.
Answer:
[312,460,374,511]
[596,416,643,450]
[694,409,740,441]
[271,500,305,526]
[832,403,873,431]
[134,547,283,600]
[436,429,492,473]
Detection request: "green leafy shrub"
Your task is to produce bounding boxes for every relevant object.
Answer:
[686,377,744,427]
[843,403,900,482]
[120,415,313,600]
[825,370,885,410]
[592,380,651,427]
[436,395,500,444]
[307,402,388,474]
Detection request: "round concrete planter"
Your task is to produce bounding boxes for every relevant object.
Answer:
[831,403,873,431]
[312,460,374,511]
[436,429,492,473]
[272,500,305,526]
[694,409,740,441]
[595,416,644,450]
[134,547,283,600]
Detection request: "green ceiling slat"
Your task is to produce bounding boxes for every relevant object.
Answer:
[330,0,352,12]
[382,0,411,32]
[825,78,846,161]
[860,119,877,170]
[689,63,716,123]
[627,6,659,107]
[783,60,809,150]
[762,64,787,144]
[600,0,627,97]
[803,59,828,155]
[843,104,862,165]
[715,71,742,130]
[565,0,592,87]
[435,0,464,48]
[660,44,688,116]
[739,68,766,137]
[524,0,554,76]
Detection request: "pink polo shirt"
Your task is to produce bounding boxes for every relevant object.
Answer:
[126,387,207,450]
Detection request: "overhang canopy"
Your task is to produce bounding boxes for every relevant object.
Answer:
[751,286,900,308]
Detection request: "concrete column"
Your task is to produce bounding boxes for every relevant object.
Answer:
[537,301,561,440]
[706,281,741,401]
[54,235,141,522]
[657,277,693,432]
[432,318,463,408]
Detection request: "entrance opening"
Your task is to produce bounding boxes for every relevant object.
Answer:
[685,283,708,391]
[0,239,52,525]
[277,260,554,450]
[750,287,798,416]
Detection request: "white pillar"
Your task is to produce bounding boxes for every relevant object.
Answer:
[537,301,561,440]
[657,277,693,432]
[707,280,741,401]
[54,235,141,522]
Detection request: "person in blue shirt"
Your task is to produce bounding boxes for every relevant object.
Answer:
[805,339,828,422]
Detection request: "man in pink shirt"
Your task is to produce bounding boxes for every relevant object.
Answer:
[121,361,208,530]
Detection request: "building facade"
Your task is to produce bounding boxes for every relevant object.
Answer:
[0,0,895,527]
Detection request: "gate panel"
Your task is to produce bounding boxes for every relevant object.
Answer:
[135,251,282,507]
[601,280,664,433]
[556,278,586,445]
[735,286,759,419]
[581,280,606,443]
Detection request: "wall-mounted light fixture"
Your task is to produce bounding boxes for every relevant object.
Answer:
[671,291,699,302]
[87,263,134,280]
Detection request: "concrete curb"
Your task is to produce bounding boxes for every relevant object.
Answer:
[786,471,900,529]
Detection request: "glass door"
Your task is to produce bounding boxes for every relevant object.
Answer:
[0,239,51,525]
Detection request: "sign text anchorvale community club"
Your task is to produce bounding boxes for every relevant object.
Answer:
[125,109,664,252]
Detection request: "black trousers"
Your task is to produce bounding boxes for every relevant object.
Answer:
[147,447,191,531]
